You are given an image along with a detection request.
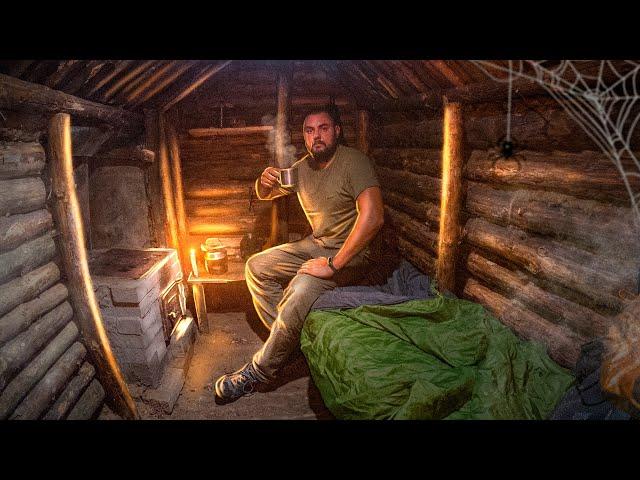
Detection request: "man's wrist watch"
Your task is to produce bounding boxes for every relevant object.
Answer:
[327,256,339,274]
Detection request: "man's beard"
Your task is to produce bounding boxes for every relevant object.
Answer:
[308,140,338,163]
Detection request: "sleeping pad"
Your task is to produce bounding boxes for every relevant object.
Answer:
[300,293,574,419]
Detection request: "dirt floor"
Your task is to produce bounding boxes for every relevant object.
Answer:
[100,282,334,420]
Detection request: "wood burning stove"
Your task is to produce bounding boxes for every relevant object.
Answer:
[88,247,186,387]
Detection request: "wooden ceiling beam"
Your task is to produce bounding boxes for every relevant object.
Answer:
[128,61,197,108]
[367,76,548,111]
[63,60,108,95]
[44,60,81,89]
[161,60,232,113]
[123,61,178,105]
[429,60,466,87]
[100,60,155,102]
[0,73,143,134]
[83,60,134,99]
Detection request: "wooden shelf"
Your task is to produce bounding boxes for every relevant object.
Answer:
[188,126,273,138]
[187,258,246,284]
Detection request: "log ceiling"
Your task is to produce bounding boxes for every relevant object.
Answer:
[0,60,564,113]
[0,60,632,118]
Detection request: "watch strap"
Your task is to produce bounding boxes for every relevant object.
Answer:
[327,256,339,274]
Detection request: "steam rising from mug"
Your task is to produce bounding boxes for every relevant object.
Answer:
[261,114,298,167]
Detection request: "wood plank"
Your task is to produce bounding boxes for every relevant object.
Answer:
[189,125,273,137]
[162,60,232,112]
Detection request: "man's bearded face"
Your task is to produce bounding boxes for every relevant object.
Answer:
[303,112,340,162]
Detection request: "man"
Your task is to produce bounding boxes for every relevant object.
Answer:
[214,105,384,402]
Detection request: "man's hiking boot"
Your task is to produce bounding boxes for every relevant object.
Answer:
[214,362,264,402]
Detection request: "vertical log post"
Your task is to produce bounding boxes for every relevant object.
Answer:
[48,113,138,420]
[356,109,370,155]
[436,100,464,294]
[158,112,180,251]
[270,65,292,246]
[143,109,166,247]
[166,119,189,273]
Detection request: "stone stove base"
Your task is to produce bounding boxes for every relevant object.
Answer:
[89,248,184,387]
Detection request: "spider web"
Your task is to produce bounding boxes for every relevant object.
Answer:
[471,60,640,227]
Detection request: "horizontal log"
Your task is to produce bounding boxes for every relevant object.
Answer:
[465,181,640,251]
[188,215,270,236]
[381,190,440,226]
[0,261,60,318]
[384,231,436,277]
[186,198,270,217]
[368,76,547,111]
[601,295,640,412]
[181,151,269,163]
[41,361,95,420]
[66,378,105,420]
[0,282,68,346]
[376,166,441,203]
[374,108,604,151]
[0,232,57,285]
[463,277,583,367]
[0,73,143,133]
[0,320,78,419]
[0,301,73,390]
[0,142,45,179]
[183,163,267,182]
[0,128,42,143]
[385,206,438,255]
[464,218,634,311]
[189,125,274,137]
[10,342,86,420]
[370,147,442,177]
[0,210,53,253]
[0,177,46,216]
[185,179,256,200]
[465,150,639,204]
[181,135,272,148]
[466,250,610,338]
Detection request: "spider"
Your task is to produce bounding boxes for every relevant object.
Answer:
[488,136,525,172]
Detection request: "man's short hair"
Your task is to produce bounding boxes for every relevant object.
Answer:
[303,103,347,146]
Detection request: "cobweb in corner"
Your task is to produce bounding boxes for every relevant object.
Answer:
[471,60,640,227]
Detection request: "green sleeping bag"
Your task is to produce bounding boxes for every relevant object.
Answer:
[300,294,574,420]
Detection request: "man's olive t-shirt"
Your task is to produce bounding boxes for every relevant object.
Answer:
[257,145,380,250]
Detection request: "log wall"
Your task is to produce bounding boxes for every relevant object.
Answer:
[0,134,106,419]
[371,99,640,368]
[175,62,359,256]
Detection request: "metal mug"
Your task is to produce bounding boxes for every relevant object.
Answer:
[277,167,298,189]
